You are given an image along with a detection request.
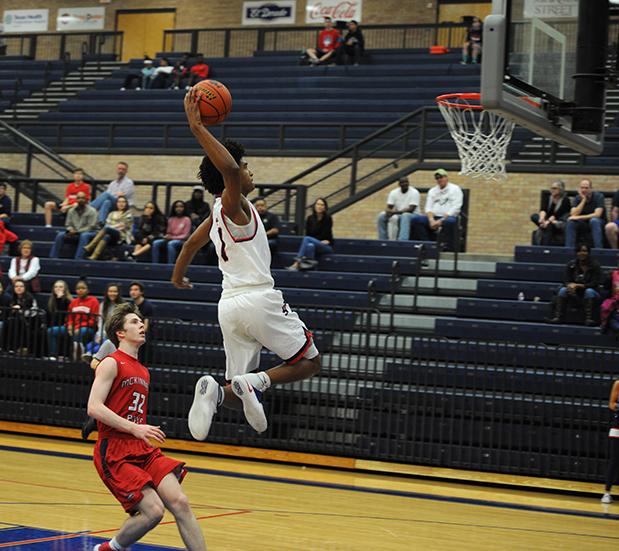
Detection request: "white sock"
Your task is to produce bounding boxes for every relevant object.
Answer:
[109,538,125,551]
[244,371,271,391]
[45,224,51,228]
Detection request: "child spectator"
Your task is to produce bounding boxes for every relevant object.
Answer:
[151,200,191,264]
[43,168,91,227]
[45,280,72,359]
[128,201,167,261]
[186,54,210,88]
[185,185,211,228]
[305,17,341,66]
[8,240,41,293]
[462,16,483,64]
[83,196,134,260]
[287,197,334,271]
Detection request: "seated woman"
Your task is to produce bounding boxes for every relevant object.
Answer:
[128,201,166,261]
[461,16,483,64]
[46,279,72,359]
[601,259,619,333]
[3,278,38,354]
[530,180,571,246]
[8,240,41,292]
[83,196,134,260]
[152,200,192,264]
[548,243,601,326]
[287,197,334,271]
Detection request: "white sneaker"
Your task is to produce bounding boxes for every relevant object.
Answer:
[231,374,268,433]
[601,493,612,504]
[188,375,219,440]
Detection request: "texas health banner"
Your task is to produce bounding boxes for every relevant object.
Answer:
[3,9,49,33]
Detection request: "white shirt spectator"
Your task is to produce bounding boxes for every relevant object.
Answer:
[387,187,420,211]
[425,182,463,217]
[107,175,135,206]
[9,256,41,282]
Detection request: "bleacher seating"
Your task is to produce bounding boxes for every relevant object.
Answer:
[18,49,481,153]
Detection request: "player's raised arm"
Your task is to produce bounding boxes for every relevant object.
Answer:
[87,357,165,445]
[172,214,213,289]
[184,90,244,218]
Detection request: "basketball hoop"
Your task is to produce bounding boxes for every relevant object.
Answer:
[436,93,515,180]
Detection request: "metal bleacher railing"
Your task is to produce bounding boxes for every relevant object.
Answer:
[0,304,614,482]
[1,175,308,233]
[162,22,470,57]
[0,30,123,61]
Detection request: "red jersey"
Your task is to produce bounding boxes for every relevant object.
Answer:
[318,29,340,52]
[64,182,91,205]
[97,349,150,439]
[190,62,209,78]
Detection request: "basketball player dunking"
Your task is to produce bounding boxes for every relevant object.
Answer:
[87,303,206,551]
[171,90,321,439]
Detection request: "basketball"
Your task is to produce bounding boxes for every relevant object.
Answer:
[194,79,232,126]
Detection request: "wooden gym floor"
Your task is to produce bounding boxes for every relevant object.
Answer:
[0,432,617,550]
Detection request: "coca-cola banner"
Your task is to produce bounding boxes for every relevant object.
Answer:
[242,1,296,25]
[305,0,362,23]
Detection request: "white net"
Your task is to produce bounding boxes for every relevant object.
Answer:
[437,94,516,180]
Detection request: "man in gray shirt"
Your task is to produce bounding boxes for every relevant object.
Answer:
[90,161,135,223]
[49,192,98,259]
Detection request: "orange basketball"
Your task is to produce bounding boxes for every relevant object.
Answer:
[194,79,232,126]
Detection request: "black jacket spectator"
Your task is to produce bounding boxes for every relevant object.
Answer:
[531,181,571,245]
[185,186,211,227]
[564,257,602,290]
[337,20,364,65]
[306,212,334,244]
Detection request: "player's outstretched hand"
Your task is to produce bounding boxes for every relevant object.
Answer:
[184,89,202,127]
[132,424,166,446]
[172,276,193,289]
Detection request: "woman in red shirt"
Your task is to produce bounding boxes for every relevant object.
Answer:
[49,279,100,360]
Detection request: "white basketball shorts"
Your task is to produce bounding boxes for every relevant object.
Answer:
[218,287,319,380]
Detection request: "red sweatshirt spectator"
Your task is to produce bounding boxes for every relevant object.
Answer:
[306,17,341,66]
[151,200,191,264]
[187,54,210,88]
[0,219,18,254]
[44,168,91,227]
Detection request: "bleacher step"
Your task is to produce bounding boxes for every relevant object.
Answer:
[400,276,478,294]
[380,294,457,312]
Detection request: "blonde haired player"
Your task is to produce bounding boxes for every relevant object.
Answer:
[172,89,321,439]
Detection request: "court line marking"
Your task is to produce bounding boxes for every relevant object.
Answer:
[0,510,250,548]
[1,443,617,523]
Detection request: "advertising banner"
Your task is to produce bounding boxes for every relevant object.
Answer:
[57,7,105,31]
[242,1,296,25]
[305,0,362,24]
[3,9,49,33]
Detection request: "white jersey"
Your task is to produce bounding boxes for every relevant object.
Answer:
[210,196,275,297]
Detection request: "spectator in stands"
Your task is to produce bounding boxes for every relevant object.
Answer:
[45,280,72,360]
[3,279,38,354]
[408,169,463,251]
[127,201,167,261]
[43,168,91,227]
[185,185,211,228]
[601,379,619,504]
[0,280,11,347]
[548,243,601,326]
[306,17,341,66]
[151,200,192,264]
[0,219,18,256]
[83,282,125,363]
[605,189,619,249]
[286,197,333,271]
[254,197,281,252]
[83,196,134,260]
[601,259,619,333]
[53,279,99,361]
[129,281,154,331]
[50,191,98,259]
[186,54,210,88]
[565,179,605,249]
[121,57,154,90]
[90,161,135,224]
[376,176,420,240]
[9,240,41,293]
[172,54,190,90]
[336,20,364,66]
[530,180,571,246]
[0,182,13,230]
[151,57,174,89]
[462,16,483,64]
